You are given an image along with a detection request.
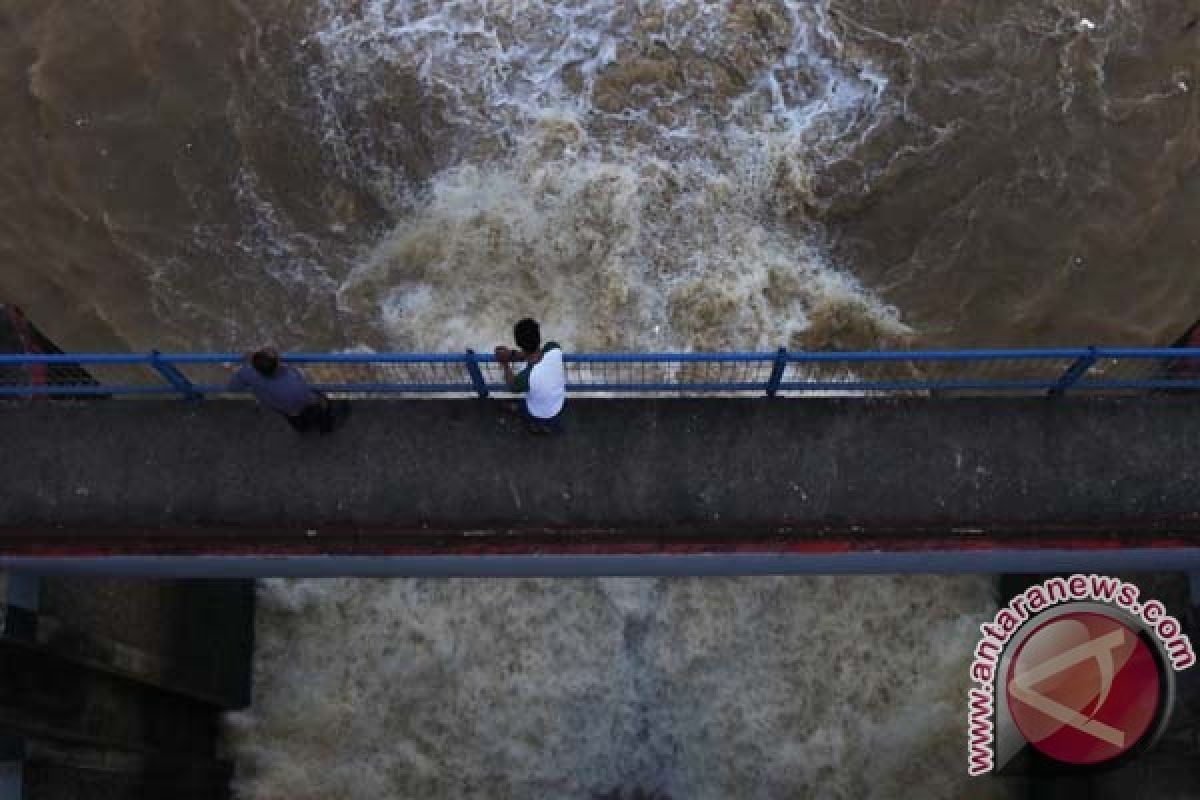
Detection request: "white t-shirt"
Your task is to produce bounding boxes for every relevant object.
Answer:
[525,344,566,419]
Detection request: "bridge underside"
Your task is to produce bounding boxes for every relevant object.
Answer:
[2,398,1199,576]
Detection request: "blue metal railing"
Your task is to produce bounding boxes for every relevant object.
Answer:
[3,347,1200,399]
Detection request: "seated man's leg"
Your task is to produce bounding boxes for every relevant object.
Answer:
[519,401,544,433]
[287,403,325,433]
[522,403,564,435]
[307,392,335,434]
[317,402,336,434]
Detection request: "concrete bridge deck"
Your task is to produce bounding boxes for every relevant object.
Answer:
[2,397,1200,575]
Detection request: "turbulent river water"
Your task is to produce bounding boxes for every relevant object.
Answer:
[4,1,1200,797]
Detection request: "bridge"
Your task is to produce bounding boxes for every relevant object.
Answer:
[2,347,1200,580]
[4,344,1200,798]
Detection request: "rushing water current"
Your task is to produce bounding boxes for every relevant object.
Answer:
[4,1,1200,352]
[225,576,1005,799]
[4,1,1200,796]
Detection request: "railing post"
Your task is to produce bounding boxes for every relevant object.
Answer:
[766,347,788,398]
[1049,347,1098,397]
[150,350,201,402]
[464,349,489,399]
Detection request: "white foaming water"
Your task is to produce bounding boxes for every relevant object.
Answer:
[336,136,905,352]
[227,576,1012,799]
[315,0,908,351]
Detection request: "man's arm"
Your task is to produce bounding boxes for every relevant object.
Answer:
[495,346,528,390]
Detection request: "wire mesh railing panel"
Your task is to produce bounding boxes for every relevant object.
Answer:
[779,358,924,397]
[563,355,776,394]
[176,360,239,392]
[673,358,775,390]
[477,359,515,393]
[4,349,1200,398]
[0,357,169,396]
[303,360,475,394]
[185,356,479,397]
[917,355,1079,393]
[567,358,678,390]
[1077,352,1196,391]
[779,353,1083,395]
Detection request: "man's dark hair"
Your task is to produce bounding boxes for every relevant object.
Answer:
[251,349,280,377]
[514,318,541,354]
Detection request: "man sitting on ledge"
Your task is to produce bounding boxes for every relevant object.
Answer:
[495,318,566,434]
[228,348,338,434]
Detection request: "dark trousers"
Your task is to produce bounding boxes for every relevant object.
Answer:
[285,398,335,434]
[522,403,565,434]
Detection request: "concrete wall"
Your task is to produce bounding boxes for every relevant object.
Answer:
[0,573,254,799]
[1,397,1198,534]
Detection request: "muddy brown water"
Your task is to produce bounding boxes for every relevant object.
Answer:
[3,3,1195,798]
[3,1,1197,353]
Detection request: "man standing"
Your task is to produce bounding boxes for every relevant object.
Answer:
[227,347,340,433]
[495,318,566,434]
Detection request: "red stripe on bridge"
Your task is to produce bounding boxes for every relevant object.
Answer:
[3,518,1200,559]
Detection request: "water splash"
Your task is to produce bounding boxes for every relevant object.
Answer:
[226,575,1010,799]
[313,0,908,352]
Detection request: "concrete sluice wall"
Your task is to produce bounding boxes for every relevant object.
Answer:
[0,574,254,799]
